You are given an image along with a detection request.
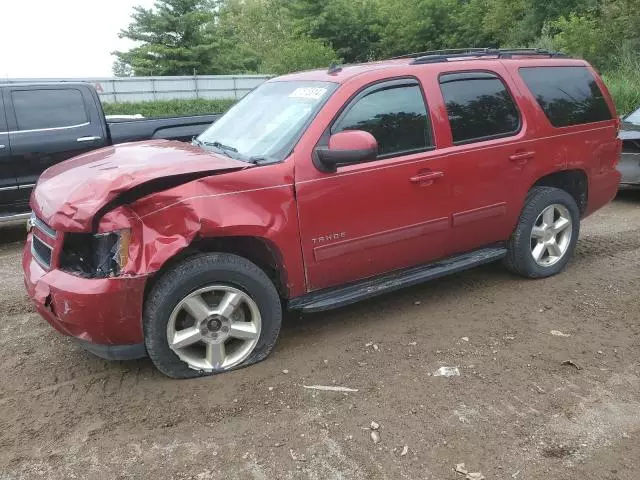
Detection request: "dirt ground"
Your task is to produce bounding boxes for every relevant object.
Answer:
[0,193,639,480]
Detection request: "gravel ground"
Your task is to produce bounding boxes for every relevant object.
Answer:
[0,192,639,480]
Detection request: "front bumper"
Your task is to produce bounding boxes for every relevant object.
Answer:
[23,233,148,357]
[618,152,640,188]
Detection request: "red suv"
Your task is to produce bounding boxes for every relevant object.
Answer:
[23,49,621,378]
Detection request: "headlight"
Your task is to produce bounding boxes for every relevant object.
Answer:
[60,229,131,278]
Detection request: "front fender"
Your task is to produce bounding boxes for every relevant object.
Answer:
[99,177,307,298]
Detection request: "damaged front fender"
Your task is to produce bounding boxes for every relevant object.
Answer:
[33,146,307,297]
[90,163,308,298]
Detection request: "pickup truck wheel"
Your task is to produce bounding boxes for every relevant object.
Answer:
[504,186,580,279]
[144,253,282,379]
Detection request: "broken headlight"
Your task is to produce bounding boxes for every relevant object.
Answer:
[60,230,131,278]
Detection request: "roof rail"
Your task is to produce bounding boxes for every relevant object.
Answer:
[391,48,492,60]
[407,48,567,65]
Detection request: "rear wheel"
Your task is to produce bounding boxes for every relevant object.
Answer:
[144,253,282,379]
[505,187,580,278]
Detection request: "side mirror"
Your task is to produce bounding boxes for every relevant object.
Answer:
[315,130,378,173]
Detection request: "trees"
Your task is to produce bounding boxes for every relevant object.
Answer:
[288,0,384,62]
[114,0,640,77]
[112,58,134,77]
[113,0,223,76]
[218,0,338,74]
[115,0,338,76]
[539,0,640,71]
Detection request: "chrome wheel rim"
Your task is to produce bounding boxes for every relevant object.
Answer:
[167,285,261,372]
[530,204,573,267]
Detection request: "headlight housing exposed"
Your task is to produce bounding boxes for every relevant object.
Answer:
[60,230,131,278]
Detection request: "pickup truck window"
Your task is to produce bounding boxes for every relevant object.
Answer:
[519,66,612,128]
[332,85,432,157]
[11,89,88,131]
[197,81,337,163]
[439,72,520,145]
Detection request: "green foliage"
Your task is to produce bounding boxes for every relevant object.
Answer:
[548,14,606,67]
[547,0,640,73]
[113,0,640,114]
[288,0,384,62]
[113,0,231,76]
[112,58,134,77]
[603,58,640,115]
[260,37,339,75]
[103,99,235,117]
[218,0,338,74]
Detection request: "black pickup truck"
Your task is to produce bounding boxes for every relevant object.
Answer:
[0,82,220,224]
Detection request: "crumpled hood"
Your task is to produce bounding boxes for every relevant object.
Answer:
[33,140,250,230]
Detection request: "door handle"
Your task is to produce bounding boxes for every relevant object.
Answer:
[509,151,535,164]
[77,136,102,143]
[410,171,444,184]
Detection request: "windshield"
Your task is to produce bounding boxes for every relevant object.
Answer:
[196,81,338,163]
[624,106,640,125]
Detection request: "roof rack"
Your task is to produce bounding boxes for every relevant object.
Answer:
[393,48,567,65]
[392,48,493,60]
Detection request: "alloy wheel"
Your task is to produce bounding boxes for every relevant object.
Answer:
[530,204,573,267]
[166,285,261,372]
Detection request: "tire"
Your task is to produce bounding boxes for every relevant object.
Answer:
[144,253,282,379]
[504,186,580,279]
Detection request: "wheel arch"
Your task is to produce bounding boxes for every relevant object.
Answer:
[531,169,588,216]
[144,235,290,302]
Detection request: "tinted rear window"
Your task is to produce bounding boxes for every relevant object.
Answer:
[11,89,88,131]
[519,67,612,128]
[439,72,520,144]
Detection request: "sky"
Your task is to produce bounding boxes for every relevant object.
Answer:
[1,0,156,79]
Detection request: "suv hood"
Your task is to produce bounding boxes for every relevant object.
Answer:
[33,140,250,230]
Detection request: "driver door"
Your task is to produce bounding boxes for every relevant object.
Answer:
[295,79,454,292]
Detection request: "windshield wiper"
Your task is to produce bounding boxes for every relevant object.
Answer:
[246,156,272,165]
[195,140,242,159]
[194,138,265,164]
[203,141,238,153]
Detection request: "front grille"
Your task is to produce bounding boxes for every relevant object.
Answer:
[32,235,53,269]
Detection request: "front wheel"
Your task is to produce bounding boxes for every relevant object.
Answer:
[144,253,282,379]
[504,186,580,278]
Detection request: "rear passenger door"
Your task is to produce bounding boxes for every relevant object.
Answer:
[5,85,106,205]
[433,69,530,254]
[0,89,22,215]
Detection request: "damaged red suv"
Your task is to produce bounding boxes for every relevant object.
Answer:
[24,49,621,378]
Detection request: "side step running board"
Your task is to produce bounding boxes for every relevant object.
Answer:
[288,247,507,313]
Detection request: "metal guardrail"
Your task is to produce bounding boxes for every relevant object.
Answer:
[2,75,271,103]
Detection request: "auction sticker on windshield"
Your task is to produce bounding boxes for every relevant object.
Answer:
[288,87,328,100]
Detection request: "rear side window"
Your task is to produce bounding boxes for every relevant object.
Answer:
[332,84,433,157]
[11,89,88,131]
[519,67,612,127]
[439,72,520,144]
